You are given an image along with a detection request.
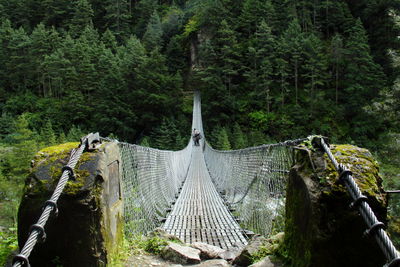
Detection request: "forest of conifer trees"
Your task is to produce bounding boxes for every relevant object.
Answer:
[1,0,400,263]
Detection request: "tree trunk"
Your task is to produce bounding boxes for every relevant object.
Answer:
[295,59,298,105]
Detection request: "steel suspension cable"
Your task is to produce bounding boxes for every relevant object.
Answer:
[12,133,99,267]
[316,137,400,267]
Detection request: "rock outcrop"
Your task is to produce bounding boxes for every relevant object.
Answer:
[17,141,124,267]
[162,242,201,264]
[284,142,388,267]
[190,242,225,259]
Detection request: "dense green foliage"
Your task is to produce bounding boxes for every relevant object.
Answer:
[0,0,400,262]
[0,0,397,147]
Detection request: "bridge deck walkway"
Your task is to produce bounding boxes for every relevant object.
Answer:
[162,90,247,249]
[163,146,247,249]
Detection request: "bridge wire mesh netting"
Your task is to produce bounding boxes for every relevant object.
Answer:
[203,139,305,236]
[118,142,192,237]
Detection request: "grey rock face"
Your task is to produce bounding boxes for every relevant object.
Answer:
[162,242,201,264]
[193,259,231,267]
[248,257,279,267]
[232,235,267,266]
[190,242,225,259]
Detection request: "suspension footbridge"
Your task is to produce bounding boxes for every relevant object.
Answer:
[13,91,400,267]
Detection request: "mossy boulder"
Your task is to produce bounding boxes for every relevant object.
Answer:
[283,143,388,267]
[232,233,284,266]
[18,141,124,267]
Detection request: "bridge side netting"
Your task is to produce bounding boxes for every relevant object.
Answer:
[119,143,192,237]
[203,142,294,236]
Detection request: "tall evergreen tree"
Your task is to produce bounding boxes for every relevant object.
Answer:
[6,27,31,93]
[214,19,239,95]
[5,114,38,179]
[142,11,163,51]
[104,0,131,40]
[231,123,246,149]
[40,119,56,145]
[42,0,70,28]
[280,19,304,105]
[330,33,344,104]
[69,0,94,37]
[30,23,61,95]
[134,0,158,37]
[215,127,231,150]
[101,29,118,52]
[343,19,386,109]
[238,0,276,37]
[302,33,328,111]
[251,20,276,112]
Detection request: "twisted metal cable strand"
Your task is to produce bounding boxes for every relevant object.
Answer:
[13,136,88,267]
[320,138,400,265]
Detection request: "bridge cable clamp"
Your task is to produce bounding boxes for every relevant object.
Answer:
[43,200,58,216]
[363,222,385,238]
[338,168,352,184]
[349,195,368,209]
[12,254,30,267]
[385,257,400,267]
[311,136,330,150]
[62,166,75,181]
[81,132,101,152]
[29,224,46,243]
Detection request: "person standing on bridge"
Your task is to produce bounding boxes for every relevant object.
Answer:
[192,128,202,146]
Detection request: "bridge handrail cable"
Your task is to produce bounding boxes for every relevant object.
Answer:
[12,133,100,267]
[314,137,400,267]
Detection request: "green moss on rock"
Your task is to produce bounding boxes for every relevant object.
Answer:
[18,141,124,267]
[283,142,388,267]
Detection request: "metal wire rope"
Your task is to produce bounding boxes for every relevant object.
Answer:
[12,133,96,267]
[317,137,400,267]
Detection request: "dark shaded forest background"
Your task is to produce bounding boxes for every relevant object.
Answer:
[1,0,400,263]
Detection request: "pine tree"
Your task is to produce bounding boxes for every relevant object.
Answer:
[343,19,386,109]
[142,11,163,51]
[253,20,275,112]
[330,33,344,104]
[66,125,85,141]
[101,29,118,53]
[104,0,131,41]
[6,27,32,93]
[40,119,56,145]
[215,127,231,150]
[30,23,61,95]
[239,0,276,37]
[231,123,246,149]
[270,0,295,34]
[42,0,70,28]
[0,112,14,139]
[5,114,38,179]
[69,0,94,37]
[302,33,328,111]
[214,20,239,94]
[280,19,304,105]
[134,0,158,37]
[41,49,73,98]
[165,35,186,73]
[151,118,179,150]
[58,131,66,144]
[139,136,150,147]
